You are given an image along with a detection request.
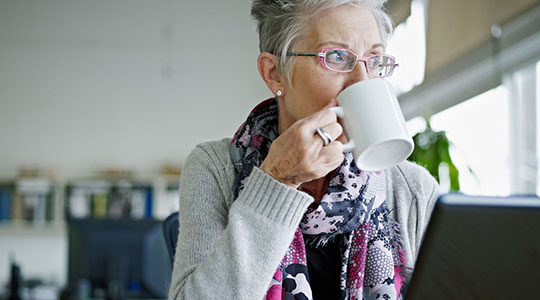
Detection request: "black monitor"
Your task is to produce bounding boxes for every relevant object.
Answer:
[67,218,171,300]
[406,193,540,299]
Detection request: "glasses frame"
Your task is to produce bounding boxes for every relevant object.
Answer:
[287,47,399,77]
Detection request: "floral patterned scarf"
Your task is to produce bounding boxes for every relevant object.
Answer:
[230,98,408,300]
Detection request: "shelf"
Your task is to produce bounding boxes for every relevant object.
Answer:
[0,221,66,236]
[0,174,179,234]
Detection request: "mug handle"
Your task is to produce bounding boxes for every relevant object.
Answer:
[330,107,355,153]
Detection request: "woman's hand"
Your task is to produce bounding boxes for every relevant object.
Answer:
[260,103,345,189]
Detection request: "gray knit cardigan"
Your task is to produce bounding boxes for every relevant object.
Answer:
[168,138,439,300]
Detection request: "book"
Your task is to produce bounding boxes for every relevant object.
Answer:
[92,193,108,218]
[69,188,91,219]
[15,178,52,224]
[0,187,12,221]
[130,189,146,219]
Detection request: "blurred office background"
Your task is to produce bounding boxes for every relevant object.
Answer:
[0,0,539,299]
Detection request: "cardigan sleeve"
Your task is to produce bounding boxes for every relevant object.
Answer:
[385,161,439,274]
[385,161,439,296]
[168,142,313,300]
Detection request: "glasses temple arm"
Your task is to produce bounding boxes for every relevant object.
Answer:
[286,52,322,57]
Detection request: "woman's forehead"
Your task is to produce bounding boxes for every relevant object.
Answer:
[303,5,382,52]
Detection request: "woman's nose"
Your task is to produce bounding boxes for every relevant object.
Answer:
[345,61,370,87]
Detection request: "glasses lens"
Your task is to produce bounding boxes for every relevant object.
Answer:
[367,55,395,77]
[323,49,356,71]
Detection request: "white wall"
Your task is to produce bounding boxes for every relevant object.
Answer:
[0,0,269,290]
[0,228,67,291]
[0,0,269,177]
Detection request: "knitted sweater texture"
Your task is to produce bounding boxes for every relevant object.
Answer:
[168,138,439,300]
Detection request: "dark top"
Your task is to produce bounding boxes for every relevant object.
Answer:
[304,234,343,300]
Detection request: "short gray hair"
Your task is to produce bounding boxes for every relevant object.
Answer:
[251,0,393,84]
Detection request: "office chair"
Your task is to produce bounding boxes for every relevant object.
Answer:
[162,212,179,265]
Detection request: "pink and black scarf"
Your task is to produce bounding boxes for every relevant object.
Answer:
[231,98,408,300]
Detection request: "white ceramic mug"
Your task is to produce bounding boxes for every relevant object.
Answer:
[331,78,414,171]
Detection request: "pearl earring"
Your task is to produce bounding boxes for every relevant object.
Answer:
[276,90,283,97]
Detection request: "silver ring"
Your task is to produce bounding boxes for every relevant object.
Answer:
[316,127,332,146]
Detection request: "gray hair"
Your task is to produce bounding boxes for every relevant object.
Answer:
[251,0,394,84]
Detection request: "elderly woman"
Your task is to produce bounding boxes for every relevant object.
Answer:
[169,0,438,299]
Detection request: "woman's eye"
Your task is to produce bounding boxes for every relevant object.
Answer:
[369,56,381,67]
[327,50,347,63]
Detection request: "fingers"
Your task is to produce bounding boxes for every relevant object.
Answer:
[317,122,343,144]
[313,105,345,171]
[304,105,339,131]
[319,140,344,166]
[260,102,346,187]
[313,123,345,173]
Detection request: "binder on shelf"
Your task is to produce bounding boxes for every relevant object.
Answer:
[92,193,108,218]
[15,178,54,225]
[130,189,146,219]
[69,188,91,219]
[0,186,13,221]
[45,192,54,221]
[152,180,179,220]
[22,194,47,225]
[143,186,152,219]
[11,193,23,221]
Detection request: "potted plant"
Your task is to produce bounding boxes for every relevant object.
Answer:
[408,118,467,191]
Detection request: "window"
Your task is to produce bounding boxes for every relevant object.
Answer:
[387,0,427,95]
[407,86,510,195]
[537,60,540,195]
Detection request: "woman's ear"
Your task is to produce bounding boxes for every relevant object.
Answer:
[257,52,284,97]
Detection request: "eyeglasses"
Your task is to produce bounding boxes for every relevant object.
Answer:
[287,47,399,77]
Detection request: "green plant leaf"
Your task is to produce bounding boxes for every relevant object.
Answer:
[407,117,468,191]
